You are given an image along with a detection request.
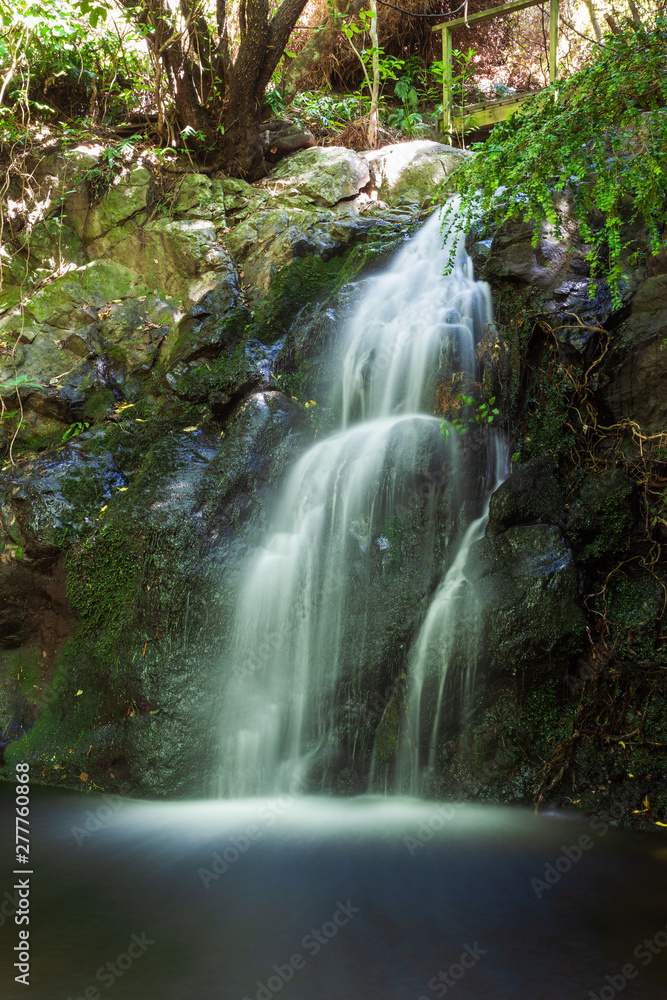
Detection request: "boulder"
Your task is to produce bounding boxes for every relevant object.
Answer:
[361,140,467,207]
[260,119,316,162]
[469,523,584,673]
[268,146,370,206]
[487,457,565,536]
[97,218,236,308]
[599,274,667,431]
[66,163,151,244]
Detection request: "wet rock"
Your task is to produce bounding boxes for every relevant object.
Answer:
[159,278,248,370]
[470,523,584,673]
[598,274,667,431]
[487,457,565,536]
[0,393,312,795]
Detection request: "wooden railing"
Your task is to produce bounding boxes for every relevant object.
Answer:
[433,0,559,140]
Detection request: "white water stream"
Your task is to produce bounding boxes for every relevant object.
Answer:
[219,205,502,796]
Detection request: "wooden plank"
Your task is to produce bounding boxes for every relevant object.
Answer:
[549,0,559,82]
[453,94,533,129]
[436,91,541,139]
[454,91,539,113]
[432,0,546,32]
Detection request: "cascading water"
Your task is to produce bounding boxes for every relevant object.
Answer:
[219,203,503,796]
[393,436,507,796]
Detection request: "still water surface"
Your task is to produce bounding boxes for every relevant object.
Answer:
[1,789,667,999]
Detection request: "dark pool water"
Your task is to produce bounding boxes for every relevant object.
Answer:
[1,788,666,999]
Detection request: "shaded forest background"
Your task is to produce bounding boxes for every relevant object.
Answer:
[0,0,661,177]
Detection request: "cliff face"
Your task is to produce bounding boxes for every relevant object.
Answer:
[0,140,465,795]
[444,209,667,826]
[0,139,664,826]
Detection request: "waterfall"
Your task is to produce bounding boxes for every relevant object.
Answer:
[219,204,501,797]
[393,437,508,796]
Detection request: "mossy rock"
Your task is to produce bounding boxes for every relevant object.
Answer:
[469,523,584,674]
[488,456,565,535]
[566,470,634,562]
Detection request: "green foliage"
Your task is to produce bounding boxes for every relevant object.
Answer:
[84,138,135,198]
[291,91,362,130]
[61,420,90,443]
[440,20,667,304]
[389,56,431,136]
[0,0,150,138]
[439,393,499,439]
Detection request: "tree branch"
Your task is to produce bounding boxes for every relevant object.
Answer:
[259,0,310,91]
[215,0,233,83]
[279,0,366,106]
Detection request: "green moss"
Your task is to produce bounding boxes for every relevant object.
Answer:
[598,573,662,660]
[66,522,146,659]
[81,388,116,422]
[166,338,251,402]
[522,347,578,460]
[0,646,43,704]
[568,471,634,561]
[253,233,405,338]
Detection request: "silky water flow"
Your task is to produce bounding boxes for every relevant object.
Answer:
[218,204,505,797]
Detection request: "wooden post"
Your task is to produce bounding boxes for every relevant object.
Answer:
[549,0,559,83]
[442,26,453,143]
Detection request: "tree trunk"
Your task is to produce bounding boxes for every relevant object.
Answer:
[368,0,379,149]
[220,103,267,179]
[582,0,603,43]
[280,0,366,106]
[118,0,311,178]
[162,43,217,150]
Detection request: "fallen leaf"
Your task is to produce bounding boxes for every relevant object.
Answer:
[79,772,88,783]
[183,426,197,432]
[75,689,83,696]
